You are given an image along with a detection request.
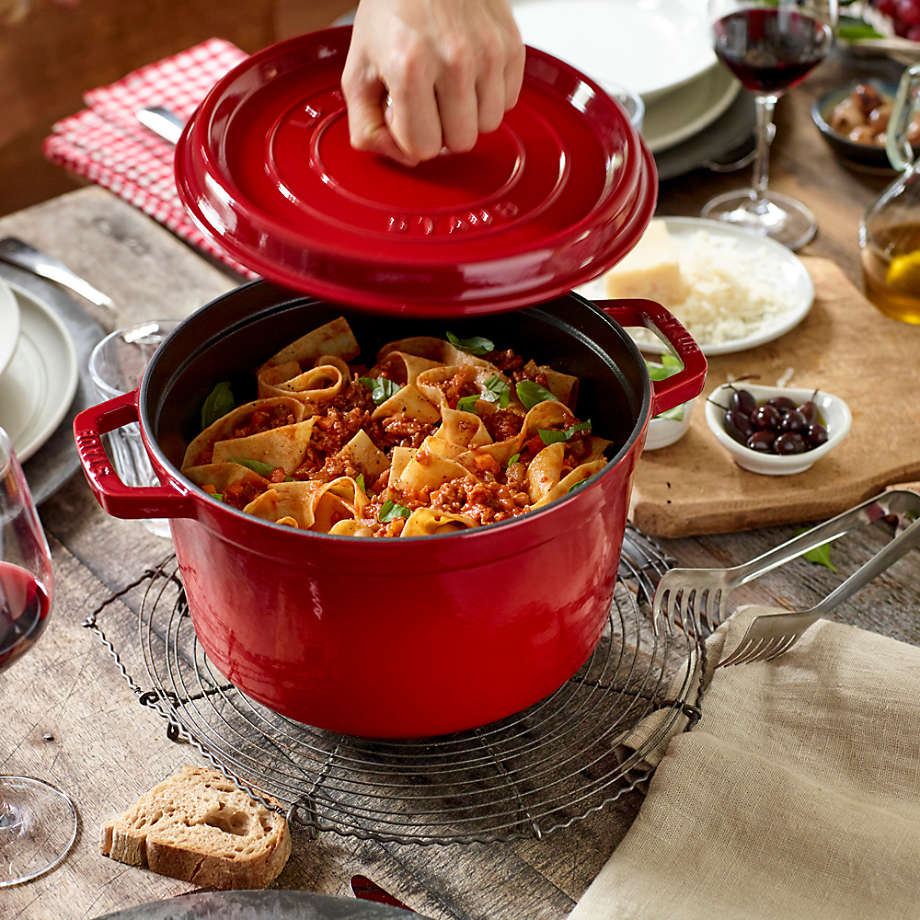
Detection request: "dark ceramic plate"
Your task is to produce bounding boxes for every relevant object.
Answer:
[811,79,918,170]
[93,890,424,920]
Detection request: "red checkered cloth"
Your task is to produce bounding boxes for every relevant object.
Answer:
[43,38,257,279]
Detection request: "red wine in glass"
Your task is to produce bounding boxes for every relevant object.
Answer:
[713,8,834,94]
[702,0,838,250]
[0,562,50,671]
[0,425,77,889]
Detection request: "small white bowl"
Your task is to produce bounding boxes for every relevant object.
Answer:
[705,383,851,475]
[0,277,21,380]
[644,397,696,451]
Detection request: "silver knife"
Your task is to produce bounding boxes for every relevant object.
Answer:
[0,237,115,311]
[136,106,185,147]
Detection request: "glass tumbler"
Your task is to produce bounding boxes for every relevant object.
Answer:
[88,319,179,538]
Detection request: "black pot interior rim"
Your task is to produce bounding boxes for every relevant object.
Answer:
[138,283,653,544]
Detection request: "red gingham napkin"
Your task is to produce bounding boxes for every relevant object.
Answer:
[43,38,257,279]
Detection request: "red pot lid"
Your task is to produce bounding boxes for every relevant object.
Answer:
[175,28,657,317]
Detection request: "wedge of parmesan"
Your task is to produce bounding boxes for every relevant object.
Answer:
[604,220,689,306]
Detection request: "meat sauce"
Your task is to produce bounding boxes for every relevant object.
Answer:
[198,339,601,537]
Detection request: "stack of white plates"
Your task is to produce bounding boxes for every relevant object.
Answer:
[0,276,78,463]
[513,0,754,178]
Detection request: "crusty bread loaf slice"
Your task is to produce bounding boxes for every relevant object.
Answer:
[100,765,291,889]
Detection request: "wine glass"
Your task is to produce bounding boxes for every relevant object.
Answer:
[0,426,78,886]
[702,0,838,250]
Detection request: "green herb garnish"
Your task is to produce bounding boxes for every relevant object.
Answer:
[656,404,686,422]
[446,331,495,356]
[378,500,412,523]
[482,375,511,407]
[359,376,402,406]
[645,353,683,382]
[538,420,592,445]
[516,380,558,410]
[568,477,591,493]
[794,529,838,572]
[228,457,293,481]
[211,492,223,502]
[456,394,480,413]
[356,473,365,493]
[506,452,521,467]
[200,381,234,429]
[838,15,883,42]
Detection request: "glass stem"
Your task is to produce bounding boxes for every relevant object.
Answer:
[752,93,779,206]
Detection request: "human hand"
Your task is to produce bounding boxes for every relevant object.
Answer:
[341,0,525,165]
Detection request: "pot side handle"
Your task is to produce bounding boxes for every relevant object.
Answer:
[73,390,196,520]
[597,299,707,415]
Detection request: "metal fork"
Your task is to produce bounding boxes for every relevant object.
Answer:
[651,489,920,635]
[718,511,920,666]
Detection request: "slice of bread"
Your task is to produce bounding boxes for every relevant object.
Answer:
[100,765,291,889]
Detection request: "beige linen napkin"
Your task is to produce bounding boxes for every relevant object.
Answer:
[569,610,920,920]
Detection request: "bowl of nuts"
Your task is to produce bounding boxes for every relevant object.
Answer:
[705,382,851,475]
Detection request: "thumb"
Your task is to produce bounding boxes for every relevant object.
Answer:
[343,76,419,166]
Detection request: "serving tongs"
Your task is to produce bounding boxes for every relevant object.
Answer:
[652,489,920,639]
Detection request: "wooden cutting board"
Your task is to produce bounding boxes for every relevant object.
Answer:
[629,256,920,538]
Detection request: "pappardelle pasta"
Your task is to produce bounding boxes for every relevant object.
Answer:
[181,318,611,537]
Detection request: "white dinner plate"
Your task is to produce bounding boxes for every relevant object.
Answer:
[0,283,78,462]
[512,0,715,101]
[643,67,741,154]
[0,276,20,379]
[575,217,814,357]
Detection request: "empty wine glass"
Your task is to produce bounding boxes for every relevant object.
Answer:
[0,426,78,886]
[702,0,838,249]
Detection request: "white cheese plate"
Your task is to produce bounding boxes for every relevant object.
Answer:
[576,217,815,357]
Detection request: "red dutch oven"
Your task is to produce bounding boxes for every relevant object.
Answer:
[73,30,707,738]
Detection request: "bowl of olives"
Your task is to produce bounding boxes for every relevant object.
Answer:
[705,382,851,475]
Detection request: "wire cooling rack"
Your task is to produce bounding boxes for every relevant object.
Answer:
[85,523,704,844]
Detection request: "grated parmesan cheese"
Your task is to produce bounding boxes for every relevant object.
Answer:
[618,228,789,347]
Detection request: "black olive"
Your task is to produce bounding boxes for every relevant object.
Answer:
[750,404,781,430]
[766,396,798,413]
[805,424,829,447]
[774,432,807,454]
[730,388,757,416]
[798,400,818,425]
[724,408,753,443]
[746,430,776,452]
[780,409,808,433]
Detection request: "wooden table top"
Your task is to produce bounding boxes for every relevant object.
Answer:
[2,48,919,920]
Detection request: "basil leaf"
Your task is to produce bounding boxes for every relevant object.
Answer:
[456,395,480,413]
[538,428,568,446]
[356,473,365,493]
[228,457,292,482]
[483,375,511,408]
[838,16,883,41]
[516,380,558,410]
[211,492,223,502]
[661,352,683,370]
[200,381,235,429]
[538,419,592,446]
[793,529,838,572]
[655,404,686,421]
[359,376,402,406]
[378,499,412,523]
[568,477,590,493]
[228,457,275,478]
[644,357,682,382]
[446,331,495,356]
[506,452,521,467]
